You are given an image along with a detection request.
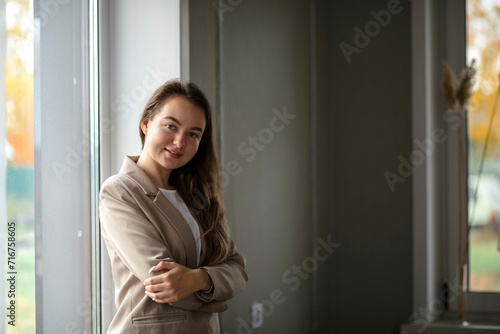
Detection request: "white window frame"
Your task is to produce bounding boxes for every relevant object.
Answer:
[34,0,98,331]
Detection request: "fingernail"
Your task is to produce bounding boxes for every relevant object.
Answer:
[148,266,156,274]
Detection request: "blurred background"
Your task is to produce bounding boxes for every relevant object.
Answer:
[2,0,500,333]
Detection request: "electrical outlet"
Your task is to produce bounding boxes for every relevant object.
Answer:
[251,303,264,329]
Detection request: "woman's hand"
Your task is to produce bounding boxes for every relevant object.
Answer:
[144,260,212,303]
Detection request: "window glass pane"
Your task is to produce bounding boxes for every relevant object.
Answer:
[466,0,500,293]
[34,0,94,331]
[2,0,36,332]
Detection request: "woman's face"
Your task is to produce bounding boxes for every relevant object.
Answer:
[141,96,206,172]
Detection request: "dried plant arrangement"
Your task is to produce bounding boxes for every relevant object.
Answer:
[441,59,477,325]
[442,59,477,111]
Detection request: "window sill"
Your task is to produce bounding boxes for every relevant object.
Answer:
[401,320,500,333]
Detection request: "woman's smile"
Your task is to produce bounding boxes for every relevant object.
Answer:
[137,96,206,188]
[165,148,183,159]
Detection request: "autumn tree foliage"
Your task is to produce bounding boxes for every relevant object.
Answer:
[5,0,33,166]
[467,0,500,162]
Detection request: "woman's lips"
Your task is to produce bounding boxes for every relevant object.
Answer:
[165,148,183,159]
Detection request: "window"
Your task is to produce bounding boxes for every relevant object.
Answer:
[2,0,35,332]
[2,0,101,332]
[466,0,500,294]
[443,0,500,319]
[410,0,500,326]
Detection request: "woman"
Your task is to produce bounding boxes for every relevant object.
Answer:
[99,79,248,333]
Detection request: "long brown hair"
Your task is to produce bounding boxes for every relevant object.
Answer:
[139,79,230,266]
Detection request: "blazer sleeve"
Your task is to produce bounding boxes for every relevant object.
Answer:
[99,180,174,283]
[196,240,248,303]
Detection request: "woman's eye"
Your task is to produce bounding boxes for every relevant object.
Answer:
[188,132,198,139]
[166,124,175,130]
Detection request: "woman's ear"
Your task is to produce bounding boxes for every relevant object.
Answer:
[141,119,149,136]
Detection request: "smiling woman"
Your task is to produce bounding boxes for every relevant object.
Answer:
[99,80,248,334]
[137,96,206,186]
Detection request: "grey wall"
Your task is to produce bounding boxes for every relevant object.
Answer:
[318,0,413,333]
[221,1,314,333]
[189,0,413,333]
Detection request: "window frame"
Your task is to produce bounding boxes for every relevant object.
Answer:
[33,0,100,331]
[412,0,500,322]
[89,0,102,332]
[457,0,500,316]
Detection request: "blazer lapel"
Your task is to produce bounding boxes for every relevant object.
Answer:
[120,156,198,269]
[152,193,198,269]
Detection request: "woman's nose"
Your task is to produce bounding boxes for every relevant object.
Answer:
[173,134,185,148]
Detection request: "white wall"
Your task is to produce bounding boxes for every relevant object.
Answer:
[106,0,180,175]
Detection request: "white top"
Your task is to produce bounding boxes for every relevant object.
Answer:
[159,188,201,267]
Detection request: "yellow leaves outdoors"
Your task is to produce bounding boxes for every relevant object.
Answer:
[469,86,500,156]
[5,0,33,166]
[466,0,500,158]
[5,56,33,165]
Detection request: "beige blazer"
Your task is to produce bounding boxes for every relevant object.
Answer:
[99,156,248,334]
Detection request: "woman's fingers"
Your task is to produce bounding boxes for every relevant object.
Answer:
[143,264,180,302]
[144,273,169,286]
[145,287,181,303]
[143,264,201,303]
[145,284,185,303]
[144,261,177,285]
[147,259,177,275]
